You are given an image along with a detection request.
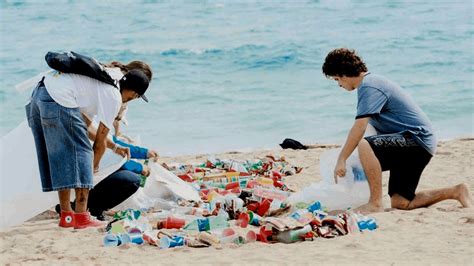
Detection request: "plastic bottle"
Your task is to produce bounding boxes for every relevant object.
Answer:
[357,216,377,231]
[183,216,229,231]
[273,225,312,243]
[289,201,321,223]
[352,166,367,182]
[139,175,147,187]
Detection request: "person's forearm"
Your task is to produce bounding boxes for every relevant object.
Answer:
[86,122,117,150]
[92,122,111,171]
[338,119,369,161]
[93,138,107,170]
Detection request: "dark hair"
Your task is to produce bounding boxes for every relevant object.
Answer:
[322,48,367,77]
[106,60,153,80]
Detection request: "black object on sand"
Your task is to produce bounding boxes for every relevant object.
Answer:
[279,138,308,150]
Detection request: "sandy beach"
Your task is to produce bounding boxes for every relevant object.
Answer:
[0,138,472,265]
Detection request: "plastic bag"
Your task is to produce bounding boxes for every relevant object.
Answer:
[115,162,201,211]
[0,121,125,229]
[287,148,370,211]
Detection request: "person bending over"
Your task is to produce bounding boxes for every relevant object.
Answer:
[322,48,472,213]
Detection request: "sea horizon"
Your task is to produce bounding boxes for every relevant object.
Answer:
[1,0,472,156]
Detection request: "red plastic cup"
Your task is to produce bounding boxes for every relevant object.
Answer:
[222,228,236,237]
[247,202,260,212]
[219,190,230,196]
[237,213,250,228]
[271,171,282,179]
[246,180,258,189]
[178,174,193,182]
[246,230,257,243]
[225,181,240,190]
[258,226,273,243]
[230,187,241,194]
[162,216,186,229]
[257,199,272,216]
[273,179,284,188]
[200,189,210,195]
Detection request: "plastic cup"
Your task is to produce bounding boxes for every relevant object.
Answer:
[225,181,240,190]
[271,170,282,179]
[129,233,144,245]
[103,233,118,247]
[257,199,272,216]
[160,236,185,249]
[207,191,220,201]
[230,187,241,194]
[237,213,250,228]
[246,230,257,243]
[307,201,322,212]
[163,216,186,229]
[247,202,260,212]
[119,233,132,245]
[246,180,258,189]
[258,226,273,243]
[220,228,238,244]
[248,212,261,226]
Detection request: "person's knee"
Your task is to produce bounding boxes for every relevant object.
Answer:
[357,139,371,153]
[391,194,411,210]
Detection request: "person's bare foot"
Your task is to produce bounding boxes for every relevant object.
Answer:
[456,183,472,208]
[354,202,384,214]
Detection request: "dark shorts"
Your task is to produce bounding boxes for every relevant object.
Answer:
[364,133,432,201]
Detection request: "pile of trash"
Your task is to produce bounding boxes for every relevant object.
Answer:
[102,153,377,249]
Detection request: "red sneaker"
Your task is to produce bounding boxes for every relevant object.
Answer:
[74,212,106,229]
[59,210,75,228]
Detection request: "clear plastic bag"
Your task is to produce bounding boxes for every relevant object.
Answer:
[288,148,370,211]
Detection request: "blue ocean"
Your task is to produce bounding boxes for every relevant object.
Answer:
[0,0,472,156]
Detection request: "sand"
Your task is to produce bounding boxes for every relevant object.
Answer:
[0,138,473,265]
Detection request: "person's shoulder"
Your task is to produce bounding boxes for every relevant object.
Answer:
[361,73,398,93]
[361,73,387,86]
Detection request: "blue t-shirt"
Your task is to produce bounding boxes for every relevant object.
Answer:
[356,73,437,155]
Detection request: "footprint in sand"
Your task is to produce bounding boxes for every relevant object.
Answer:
[458,217,474,224]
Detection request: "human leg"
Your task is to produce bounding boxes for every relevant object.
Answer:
[354,139,384,213]
[58,189,73,212]
[74,188,89,213]
[88,170,140,215]
[391,183,472,210]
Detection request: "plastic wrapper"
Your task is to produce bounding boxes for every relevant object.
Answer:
[287,148,370,211]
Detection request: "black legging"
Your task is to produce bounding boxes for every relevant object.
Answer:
[87,170,140,215]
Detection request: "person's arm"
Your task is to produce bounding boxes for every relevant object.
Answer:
[334,117,369,183]
[93,122,109,173]
[82,115,130,172]
[112,136,159,161]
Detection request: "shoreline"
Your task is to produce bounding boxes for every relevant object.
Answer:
[157,136,473,158]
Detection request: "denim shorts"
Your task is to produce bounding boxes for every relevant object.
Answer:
[25,79,93,192]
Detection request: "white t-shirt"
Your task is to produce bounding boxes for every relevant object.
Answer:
[43,68,123,129]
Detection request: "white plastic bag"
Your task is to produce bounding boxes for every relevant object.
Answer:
[0,120,125,229]
[288,148,370,210]
[115,162,201,211]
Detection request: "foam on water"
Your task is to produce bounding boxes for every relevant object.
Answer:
[1,1,472,156]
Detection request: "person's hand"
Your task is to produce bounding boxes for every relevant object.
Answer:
[114,146,131,161]
[147,150,160,162]
[333,159,346,184]
[141,165,150,177]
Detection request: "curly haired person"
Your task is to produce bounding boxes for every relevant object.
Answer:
[322,48,471,213]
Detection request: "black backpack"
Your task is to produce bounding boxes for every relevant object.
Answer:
[45,51,118,88]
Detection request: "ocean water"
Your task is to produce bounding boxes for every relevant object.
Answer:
[0,0,472,156]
